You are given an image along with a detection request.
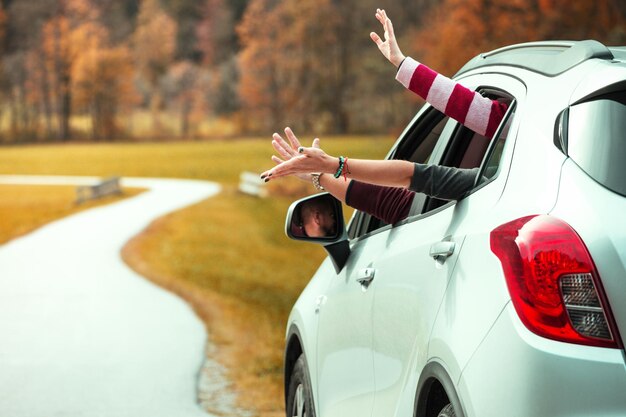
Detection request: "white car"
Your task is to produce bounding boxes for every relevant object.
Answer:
[282,40,626,417]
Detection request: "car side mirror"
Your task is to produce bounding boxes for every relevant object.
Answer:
[285,193,350,273]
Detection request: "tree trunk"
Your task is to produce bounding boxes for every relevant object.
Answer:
[59,74,71,141]
[180,99,191,138]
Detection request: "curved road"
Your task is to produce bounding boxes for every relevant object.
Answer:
[0,176,225,417]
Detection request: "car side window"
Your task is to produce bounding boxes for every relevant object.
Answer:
[347,90,516,239]
[476,100,516,185]
[420,92,515,214]
[348,107,454,239]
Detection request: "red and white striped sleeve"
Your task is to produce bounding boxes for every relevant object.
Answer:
[396,57,509,139]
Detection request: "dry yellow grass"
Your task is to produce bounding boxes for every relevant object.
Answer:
[122,192,319,416]
[0,136,394,185]
[0,136,395,417]
[0,184,144,245]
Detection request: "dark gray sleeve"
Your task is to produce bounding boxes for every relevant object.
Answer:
[409,163,479,201]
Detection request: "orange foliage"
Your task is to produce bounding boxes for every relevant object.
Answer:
[133,0,178,133]
[73,45,139,139]
[414,0,626,76]
[133,0,177,88]
[4,0,626,141]
[237,0,338,132]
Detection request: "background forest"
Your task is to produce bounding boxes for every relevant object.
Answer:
[1,0,625,143]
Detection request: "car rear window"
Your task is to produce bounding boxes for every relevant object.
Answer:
[568,91,626,197]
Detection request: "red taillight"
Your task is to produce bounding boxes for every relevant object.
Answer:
[490,215,620,348]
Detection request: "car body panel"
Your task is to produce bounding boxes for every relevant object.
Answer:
[286,256,336,412]
[569,60,626,104]
[315,234,385,417]
[550,159,626,349]
[369,205,465,417]
[459,304,626,417]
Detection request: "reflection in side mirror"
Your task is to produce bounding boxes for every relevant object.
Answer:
[287,193,340,241]
[285,193,350,273]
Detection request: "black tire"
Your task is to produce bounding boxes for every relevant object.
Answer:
[437,403,456,417]
[286,354,316,417]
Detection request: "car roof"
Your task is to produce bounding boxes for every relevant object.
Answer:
[455,40,625,78]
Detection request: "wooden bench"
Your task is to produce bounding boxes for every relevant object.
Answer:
[238,171,267,198]
[76,176,122,204]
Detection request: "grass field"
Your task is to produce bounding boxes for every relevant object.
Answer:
[0,135,395,417]
[0,185,144,245]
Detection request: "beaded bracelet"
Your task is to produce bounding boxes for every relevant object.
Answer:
[342,157,350,181]
[333,156,345,179]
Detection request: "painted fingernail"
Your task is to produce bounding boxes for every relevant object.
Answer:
[298,147,304,153]
[260,174,266,179]
[264,178,270,183]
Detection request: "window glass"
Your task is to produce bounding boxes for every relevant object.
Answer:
[349,90,516,238]
[567,92,626,197]
[422,94,514,213]
[477,105,515,184]
[349,108,450,238]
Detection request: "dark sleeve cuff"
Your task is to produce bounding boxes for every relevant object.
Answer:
[346,180,414,224]
[409,163,479,201]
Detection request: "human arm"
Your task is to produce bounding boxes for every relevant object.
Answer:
[341,164,478,225]
[269,128,415,223]
[265,128,481,201]
[346,180,414,225]
[409,164,479,201]
[370,9,508,138]
[396,58,508,139]
[263,143,414,189]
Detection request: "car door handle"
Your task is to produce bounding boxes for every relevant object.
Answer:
[356,268,376,288]
[430,241,456,261]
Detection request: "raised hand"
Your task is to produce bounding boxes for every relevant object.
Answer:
[370,8,405,67]
[264,127,328,182]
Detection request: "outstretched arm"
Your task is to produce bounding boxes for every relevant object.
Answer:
[370,9,508,138]
[395,58,508,139]
[269,128,416,224]
[263,139,414,188]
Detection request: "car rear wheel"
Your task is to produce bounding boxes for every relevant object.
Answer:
[437,403,456,417]
[286,354,316,417]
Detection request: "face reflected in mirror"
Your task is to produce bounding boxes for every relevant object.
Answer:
[292,195,338,239]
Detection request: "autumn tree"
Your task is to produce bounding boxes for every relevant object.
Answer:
[196,0,235,66]
[236,0,280,131]
[40,0,104,140]
[98,0,140,44]
[3,53,37,141]
[1,1,54,141]
[237,0,432,134]
[0,2,6,52]
[195,0,241,119]
[161,0,204,61]
[237,0,339,132]
[413,0,626,76]
[133,0,177,132]
[73,45,138,139]
[162,60,207,137]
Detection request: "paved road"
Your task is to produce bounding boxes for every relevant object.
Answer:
[0,176,223,417]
